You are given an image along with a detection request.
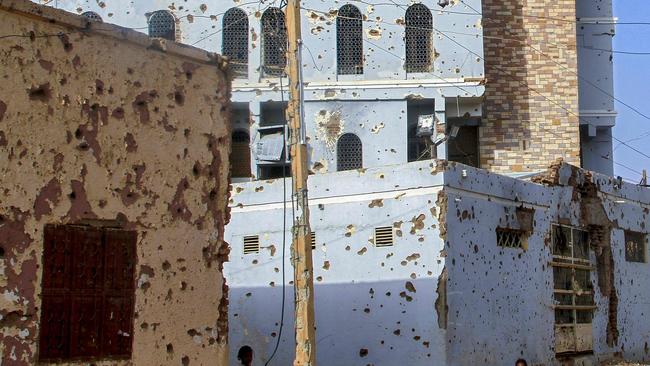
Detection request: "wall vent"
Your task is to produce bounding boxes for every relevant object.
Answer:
[374,226,394,247]
[243,235,260,254]
[496,228,526,249]
[311,232,316,250]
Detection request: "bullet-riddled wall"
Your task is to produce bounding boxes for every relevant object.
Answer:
[0,1,231,364]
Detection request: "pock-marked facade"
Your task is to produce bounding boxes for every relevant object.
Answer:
[0,1,231,364]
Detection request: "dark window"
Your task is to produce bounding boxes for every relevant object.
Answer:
[82,11,103,22]
[496,228,527,249]
[405,4,433,73]
[39,224,136,361]
[222,8,249,78]
[261,8,287,77]
[447,125,479,167]
[407,99,435,162]
[148,10,177,41]
[231,130,252,178]
[625,230,647,263]
[337,5,363,75]
[337,133,362,171]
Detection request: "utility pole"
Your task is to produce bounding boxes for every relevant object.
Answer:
[285,0,317,365]
[641,169,648,187]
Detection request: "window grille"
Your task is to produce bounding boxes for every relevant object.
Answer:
[261,8,287,77]
[337,133,362,171]
[624,230,647,263]
[374,226,394,247]
[337,5,363,75]
[243,235,260,254]
[496,228,526,249]
[222,8,249,78]
[405,4,433,73]
[231,130,251,178]
[148,10,177,41]
[550,225,595,354]
[82,11,103,22]
[311,232,316,249]
[39,224,136,361]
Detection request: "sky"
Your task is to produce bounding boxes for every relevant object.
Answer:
[34,0,650,183]
[612,0,650,183]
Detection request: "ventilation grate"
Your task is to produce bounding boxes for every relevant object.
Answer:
[496,228,526,249]
[311,232,316,249]
[243,235,260,254]
[374,226,394,247]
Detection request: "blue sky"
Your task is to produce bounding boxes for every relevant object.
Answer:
[612,0,650,183]
[36,1,650,182]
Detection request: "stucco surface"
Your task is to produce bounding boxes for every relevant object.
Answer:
[0,3,231,365]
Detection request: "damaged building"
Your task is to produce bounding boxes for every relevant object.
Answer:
[0,1,231,364]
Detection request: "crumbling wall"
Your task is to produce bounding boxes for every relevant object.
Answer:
[0,3,231,364]
[480,0,581,172]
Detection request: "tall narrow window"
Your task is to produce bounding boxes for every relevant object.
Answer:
[261,8,287,77]
[337,5,363,75]
[405,4,433,73]
[337,133,362,171]
[222,8,249,78]
[148,10,177,41]
[39,224,136,361]
[231,130,252,178]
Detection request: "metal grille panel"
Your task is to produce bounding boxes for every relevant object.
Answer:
[337,133,362,171]
[337,5,363,75]
[148,10,176,41]
[496,228,525,249]
[222,8,249,78]
[405,4,433,73]
[243,235,260,254]
[374,227,394,247]
[261,8,287,76]
[311,232,316,249]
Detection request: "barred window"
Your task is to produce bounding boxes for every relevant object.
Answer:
[82,11,103,22]
[222,8,249,78]
[231,130,251,178]
[261,8,287,77]
[337,133,362,171]
[148,10,177,41]
[337,5,363,75]
[405,4,433,73]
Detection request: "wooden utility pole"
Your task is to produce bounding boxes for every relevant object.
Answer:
[285,0,317,365]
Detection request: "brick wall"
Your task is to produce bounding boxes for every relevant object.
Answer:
[480,0,581,172]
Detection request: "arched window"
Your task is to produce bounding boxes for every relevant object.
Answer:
[337,5,363,75]
[148,10,177,41]
[82,11,103,22]
[222,8,249,78]
[261,8,287,77]
[337,133,362,171]
[230,130,252,178]
[405,4,433,73]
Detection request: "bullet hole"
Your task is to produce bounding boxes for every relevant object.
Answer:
[166,343,173,353]
[393,329,401,335]
[174,91,185,105]
[95,79,104,95]
[363,308,370,313]
[0,246,4,258]
[359,348,368,357]
[181,356,190,366]
[58,33,73,52]
[192,162,200,176]
[112,107,125,119]
[68,190,76,200]
[28,83,52,102]
[162,260,171,270]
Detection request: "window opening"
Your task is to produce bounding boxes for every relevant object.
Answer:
[231,130,252,178]
[261,8,287,77]
[148,10,177,41]
[551,224,594,354]
[222,8,249,78]
[624,230,647,263]
[257,102,290,179]
[447,124,479,167]
[407,99,435,162]
[405,4,433,73]
[337,133,362,171]
[337,5,363,75]
[39,224,136,361]
[496,228,527,249]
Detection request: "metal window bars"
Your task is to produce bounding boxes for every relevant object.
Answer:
[148,10,177,41]
[222,8,249,78]
[405,4,433,73]
[337,133,362,171]
[337,5,364,75]
[261,8,287,77]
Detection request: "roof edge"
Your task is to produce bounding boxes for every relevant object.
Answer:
[0,0,229,71]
